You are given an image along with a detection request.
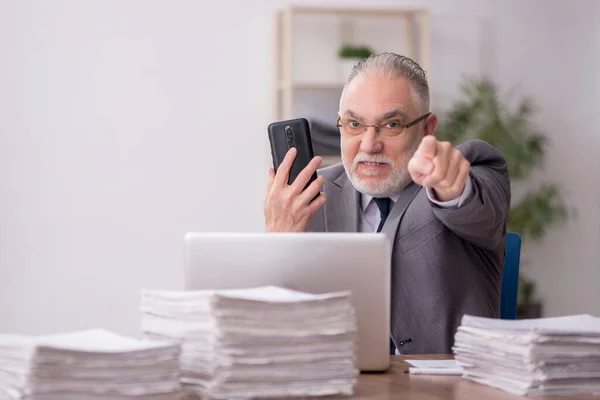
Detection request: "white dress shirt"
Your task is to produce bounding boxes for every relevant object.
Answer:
[360,177,474,233]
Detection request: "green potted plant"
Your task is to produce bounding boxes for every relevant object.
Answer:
[435,77,568,318]
[337,45,374,81]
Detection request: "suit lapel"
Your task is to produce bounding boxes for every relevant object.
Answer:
[381,183,421,243]
[325,173,360,232]
[325,171,422,236]
[383,183,421,350]
[325,173,424,352]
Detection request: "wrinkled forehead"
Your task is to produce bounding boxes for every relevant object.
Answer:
[339,75,418,121]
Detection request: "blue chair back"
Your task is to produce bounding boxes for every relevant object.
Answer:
[500,232,522,319]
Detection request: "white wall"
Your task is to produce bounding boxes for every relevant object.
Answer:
[492,0,600,318]
[1,0,598,336]
[0,0,275,335]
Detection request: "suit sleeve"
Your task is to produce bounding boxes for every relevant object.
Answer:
[429,140,511,250]
[426,177,473,208]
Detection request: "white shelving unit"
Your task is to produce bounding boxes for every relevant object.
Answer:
[274,5,430,120]
[273,5,430,166]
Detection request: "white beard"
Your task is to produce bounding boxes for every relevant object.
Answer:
[342,141,420,198]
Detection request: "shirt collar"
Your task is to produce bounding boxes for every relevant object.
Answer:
[361,193,402,212]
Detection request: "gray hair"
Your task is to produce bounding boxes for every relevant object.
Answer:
[343,52,430,112]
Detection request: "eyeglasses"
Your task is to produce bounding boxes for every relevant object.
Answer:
[336,112,431,137]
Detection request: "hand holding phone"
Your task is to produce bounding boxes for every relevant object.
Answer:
[264,118,327,232]
[268,118,318,187]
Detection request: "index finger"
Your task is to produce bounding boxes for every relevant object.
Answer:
[416,135,437,160]
[273,147,297,187]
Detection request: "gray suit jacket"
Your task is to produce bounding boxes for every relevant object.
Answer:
[307,140,511,354]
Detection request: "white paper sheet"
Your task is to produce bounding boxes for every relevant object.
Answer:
[405,359,462,375]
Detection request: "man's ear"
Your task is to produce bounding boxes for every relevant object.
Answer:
[424,113,438,136]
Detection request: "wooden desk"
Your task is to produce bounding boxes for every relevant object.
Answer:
[328,355,598,400]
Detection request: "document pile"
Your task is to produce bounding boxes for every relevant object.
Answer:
[140,285,359,399]
[0,329,182,400]
[453,314,600,396]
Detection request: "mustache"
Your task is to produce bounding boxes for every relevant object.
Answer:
[352,153,395,168]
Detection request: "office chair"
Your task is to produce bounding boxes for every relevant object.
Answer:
[500,232,522,320]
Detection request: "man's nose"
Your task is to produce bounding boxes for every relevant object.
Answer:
[359,127,383,153]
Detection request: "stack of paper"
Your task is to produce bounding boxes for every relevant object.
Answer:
[0,329,182,399]
[140,285,359,399]
[453,314,600,396]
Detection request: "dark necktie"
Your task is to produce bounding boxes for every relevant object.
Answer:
[373,197,391,233]
[373,197,396,355]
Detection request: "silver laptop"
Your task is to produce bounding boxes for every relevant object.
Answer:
[183,232,391,372]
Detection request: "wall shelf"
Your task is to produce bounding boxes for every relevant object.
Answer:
[273,4,431,164]
[286,5,422,18]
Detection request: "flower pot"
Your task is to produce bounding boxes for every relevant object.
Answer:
[339,58,361,81]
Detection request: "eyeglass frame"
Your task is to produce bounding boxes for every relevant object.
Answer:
[336,112,432,135]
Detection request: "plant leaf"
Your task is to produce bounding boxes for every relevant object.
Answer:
[508,184,568,240]
[436,76,568,243]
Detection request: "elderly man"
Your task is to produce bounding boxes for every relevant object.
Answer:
[263,53,510,355]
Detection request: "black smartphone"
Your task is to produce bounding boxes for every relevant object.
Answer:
[268,117,318,190]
